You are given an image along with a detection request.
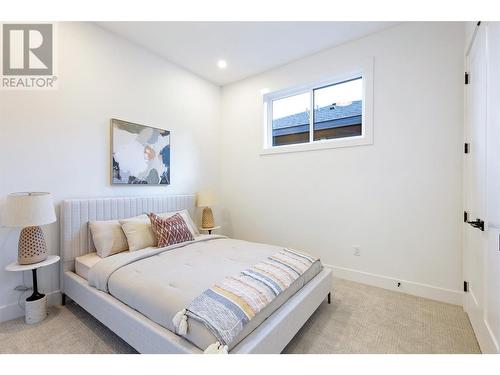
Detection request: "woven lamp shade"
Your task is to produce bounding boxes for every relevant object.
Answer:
[197,190,216,229]
[3,192,56,265]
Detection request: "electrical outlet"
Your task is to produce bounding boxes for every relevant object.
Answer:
[353,246,361,256]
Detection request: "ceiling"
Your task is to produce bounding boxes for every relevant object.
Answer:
[97,22,397,86]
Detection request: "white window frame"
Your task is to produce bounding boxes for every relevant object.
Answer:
[261,58,374,155]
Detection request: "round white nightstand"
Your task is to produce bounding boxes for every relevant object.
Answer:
[199,226,221,235]
[5,255,60,324]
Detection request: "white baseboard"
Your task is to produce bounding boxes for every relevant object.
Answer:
[471,312,500,353]
[0,290,62,323]
[466,290,500,354]
[326,264,463,305]
[484,319,500,353]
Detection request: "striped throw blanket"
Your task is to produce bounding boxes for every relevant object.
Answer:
[180,248,319,347]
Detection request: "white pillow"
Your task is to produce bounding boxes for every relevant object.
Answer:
[89,220,129,258]
[120,209,198,251]
[119,215,157,251]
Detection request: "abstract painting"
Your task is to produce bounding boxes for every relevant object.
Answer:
[111,119,170,185]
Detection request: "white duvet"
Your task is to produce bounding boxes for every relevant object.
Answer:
[88,235,322,351]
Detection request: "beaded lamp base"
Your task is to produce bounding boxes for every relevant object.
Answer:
[201,207,215,228]
[18,226,48,265]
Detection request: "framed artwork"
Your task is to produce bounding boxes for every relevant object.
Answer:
[111,118,170,185]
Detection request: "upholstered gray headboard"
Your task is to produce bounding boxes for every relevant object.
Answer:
[60,195,196,275]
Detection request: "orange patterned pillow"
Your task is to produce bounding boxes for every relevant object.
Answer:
[147,212,194,247]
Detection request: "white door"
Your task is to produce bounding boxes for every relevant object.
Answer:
[485,22,500,353]
[464,24,488,349]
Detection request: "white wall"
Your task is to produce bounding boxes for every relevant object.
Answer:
[0,22,221,321]
[0,21,468,323]
[219,22,465,303]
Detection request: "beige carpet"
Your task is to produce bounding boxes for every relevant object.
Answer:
[0,279,480,354]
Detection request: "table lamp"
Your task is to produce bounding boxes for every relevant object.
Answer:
[3,192,56,265]
[196,190,215,229]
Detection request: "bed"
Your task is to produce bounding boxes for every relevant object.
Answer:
[60,195,332,354]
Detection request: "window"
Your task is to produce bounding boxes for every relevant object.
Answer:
[272,92,310,146]
[262,60,373,154]
[313,78,362,141]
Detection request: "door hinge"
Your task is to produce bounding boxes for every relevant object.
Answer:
[465,72,469,85]
[464,211,468,222]
[464,143,470,154]
[464,281,469,292]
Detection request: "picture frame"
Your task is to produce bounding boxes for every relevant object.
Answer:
[110,118,170,185]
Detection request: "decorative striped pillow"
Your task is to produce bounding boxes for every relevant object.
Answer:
[147,212,194,247]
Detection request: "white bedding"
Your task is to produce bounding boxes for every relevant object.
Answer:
[87,235,322,351]
[75,252,102,280]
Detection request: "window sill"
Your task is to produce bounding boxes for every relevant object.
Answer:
[259,135,373,155]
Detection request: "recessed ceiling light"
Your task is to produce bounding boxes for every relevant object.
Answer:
[217,60,227,69]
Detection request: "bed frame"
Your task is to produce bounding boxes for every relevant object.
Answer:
[60,195,332,354]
